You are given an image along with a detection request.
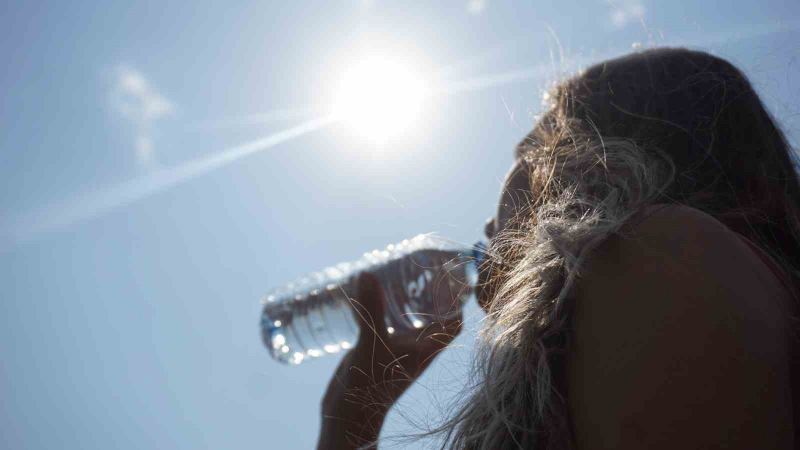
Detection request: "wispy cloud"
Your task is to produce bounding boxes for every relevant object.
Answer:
[467,0,486,15]
[110,65,174,166]
[606,0,645,29]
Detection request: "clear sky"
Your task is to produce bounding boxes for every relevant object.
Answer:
[2,1,799,449]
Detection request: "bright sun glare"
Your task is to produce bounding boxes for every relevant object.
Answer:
[331,56,428,140]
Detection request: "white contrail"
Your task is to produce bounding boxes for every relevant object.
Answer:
[2,116,336,247]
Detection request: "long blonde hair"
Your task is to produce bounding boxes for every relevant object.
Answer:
[433,48,800,449]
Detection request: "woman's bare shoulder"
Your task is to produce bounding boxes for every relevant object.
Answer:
[583,202,784,292]
[604,203,740,259]
[566,203,794,449]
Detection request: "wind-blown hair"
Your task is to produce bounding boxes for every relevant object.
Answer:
[432,48,800,449]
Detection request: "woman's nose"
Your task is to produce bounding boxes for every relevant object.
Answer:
[484,216,496,240]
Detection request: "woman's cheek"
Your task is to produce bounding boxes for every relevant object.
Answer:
[476,259,494,312]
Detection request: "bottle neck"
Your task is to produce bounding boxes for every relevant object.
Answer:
[464,240,486,289]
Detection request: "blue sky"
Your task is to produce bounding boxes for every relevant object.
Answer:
[2,1,799,449]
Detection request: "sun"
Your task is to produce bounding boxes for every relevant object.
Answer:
[330,55,429,141]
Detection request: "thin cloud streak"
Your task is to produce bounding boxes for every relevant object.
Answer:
[434,45,512,82]
[2,116,336,248]
[189,107,321,131]
[435,66,554,96]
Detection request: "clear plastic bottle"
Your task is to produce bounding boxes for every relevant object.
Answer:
[260,234,484,365]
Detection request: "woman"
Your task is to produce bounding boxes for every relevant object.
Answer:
[317,48,800,449]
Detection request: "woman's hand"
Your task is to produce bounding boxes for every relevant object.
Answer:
[317,271,464,449]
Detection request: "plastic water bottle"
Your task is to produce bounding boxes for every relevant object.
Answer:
[260,234,485,365]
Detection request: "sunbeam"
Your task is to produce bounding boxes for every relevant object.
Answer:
[2,116,337,248]
[189,107,321,131]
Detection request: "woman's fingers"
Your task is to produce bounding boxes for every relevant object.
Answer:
[352,271,389,341]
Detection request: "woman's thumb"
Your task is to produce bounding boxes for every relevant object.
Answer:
[353,271,389,340]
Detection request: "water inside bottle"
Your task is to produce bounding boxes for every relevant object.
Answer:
[261,238,479,365]
[261,273,360,365]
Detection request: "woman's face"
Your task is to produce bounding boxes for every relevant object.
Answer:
[483,160,531,242]
[477,159,532,310]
